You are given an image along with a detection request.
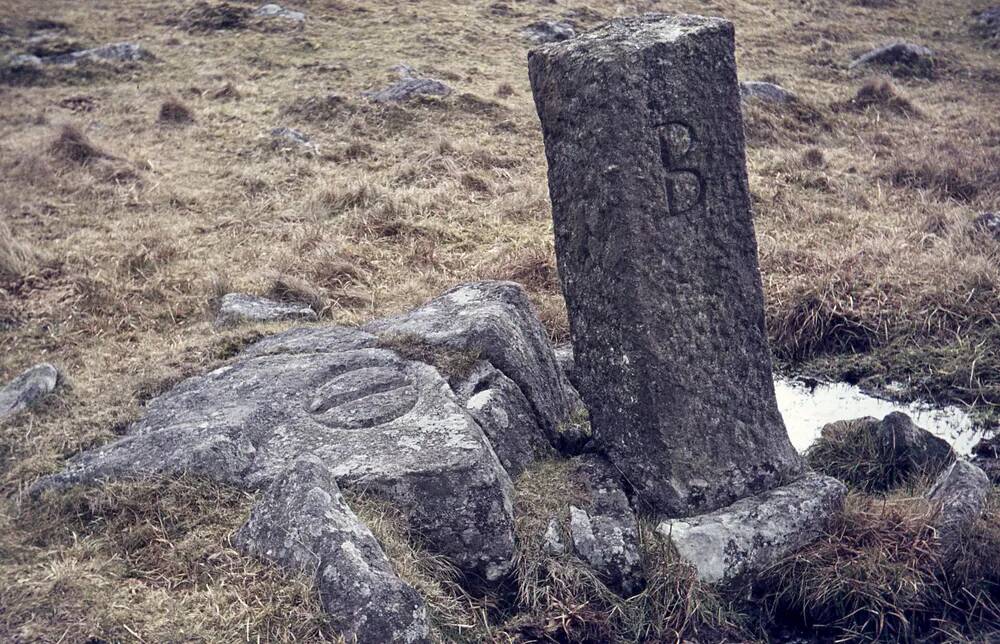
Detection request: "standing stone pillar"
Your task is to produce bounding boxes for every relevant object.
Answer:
[529,14,803,516]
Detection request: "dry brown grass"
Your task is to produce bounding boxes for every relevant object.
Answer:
[1,0,999,639]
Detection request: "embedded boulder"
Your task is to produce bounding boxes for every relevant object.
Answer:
[926,459,990,557]
[364,67,453,103]
[236,456,428,643]
[365,281,578,446]
[215,293,318,327]
[34,326,516,582]
[0,363,60,421]
[521,21,576,44]
[658,473,847,583]
[849,42,934,78]
[254,3,305,23]
[565,456,644,595]
[452,360,554,477]
[739,80,796,103]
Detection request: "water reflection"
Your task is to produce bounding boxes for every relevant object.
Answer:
[774,378,984,455]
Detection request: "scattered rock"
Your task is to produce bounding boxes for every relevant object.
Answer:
[566,456,644,595]
[972,212,1000,241]
[254,3,305,22]
[972,7,1000,44]
[365,281,577,445]
[19,42,153,66]
[740,80,796,103]
[542,517,566,555]
[236,456,429,643]
[868,412,954,476]
[926,459,990,556]
[269,126,317,154]
[364,76,453,103]
[521,20,576,44]
[215,293,318,327]
[0,363,60,421]
[453,360,554,477]
[849,42,935,78]
[658,473,847,583]
[33,324,517,582]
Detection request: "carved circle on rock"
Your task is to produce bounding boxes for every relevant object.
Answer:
[306,366,418,429]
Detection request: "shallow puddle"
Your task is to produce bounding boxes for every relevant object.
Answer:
[774,377,985,455]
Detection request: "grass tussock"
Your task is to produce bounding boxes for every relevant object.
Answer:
[758,492,1000,642]
[843,76,918,115]
[376,333,481,381]
[806,417,952,492]
[1,478,331,642]
[48,124,110,164]
[0,221,39,283]
[158,97,195,124]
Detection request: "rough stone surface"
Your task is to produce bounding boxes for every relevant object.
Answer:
[365,281,577,445]
[566,456,644,595]
[553,343,577,386]
[215,293,318,327]
[740,80,796,103]
[34,327,516,581]
[530,14,804,516]
[254,3,305,22]
[658,473,847,583]
[0,363,60,421]
[871,412,954,476]
[236,457,428,643]
[365,75,452,103]
[973,212,1000,241]
[453,360,554,477]
[926,459,990,556]
[522,20,576,44]
[849,42,935,77]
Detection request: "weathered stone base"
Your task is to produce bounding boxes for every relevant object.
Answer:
[657,473,847,583]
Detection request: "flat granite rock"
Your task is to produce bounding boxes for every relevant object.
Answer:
[365,281,578,446]
[658,473,847,583]
[215,293,318,327]
[34,329,516,582]
[236,456,429,643]
[0,363,60,421]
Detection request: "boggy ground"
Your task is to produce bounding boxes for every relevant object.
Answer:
[1,0,999,641]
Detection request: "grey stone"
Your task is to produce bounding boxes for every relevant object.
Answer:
[542,517,566,556]
[522,20,576,44]
[453,360,554,477]
[849,42,934,78]
[364,77,452,103]
[254,3,305,22]
[566,456,643,595]
[973,212,1000,241]
[34,328,516,581]
[740,80,796,103]
[215,293,318,327]
[871,412,954,478]
[0,363,60,421]
[553,343,576,386]
[529,13,804,516]
[365,281,577,446]
[270,127,317,153]
[243,325,376,357]
[236,456,428,643]
[48,42,153,65]
[926,459,990,556]
[657,473,847,583]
